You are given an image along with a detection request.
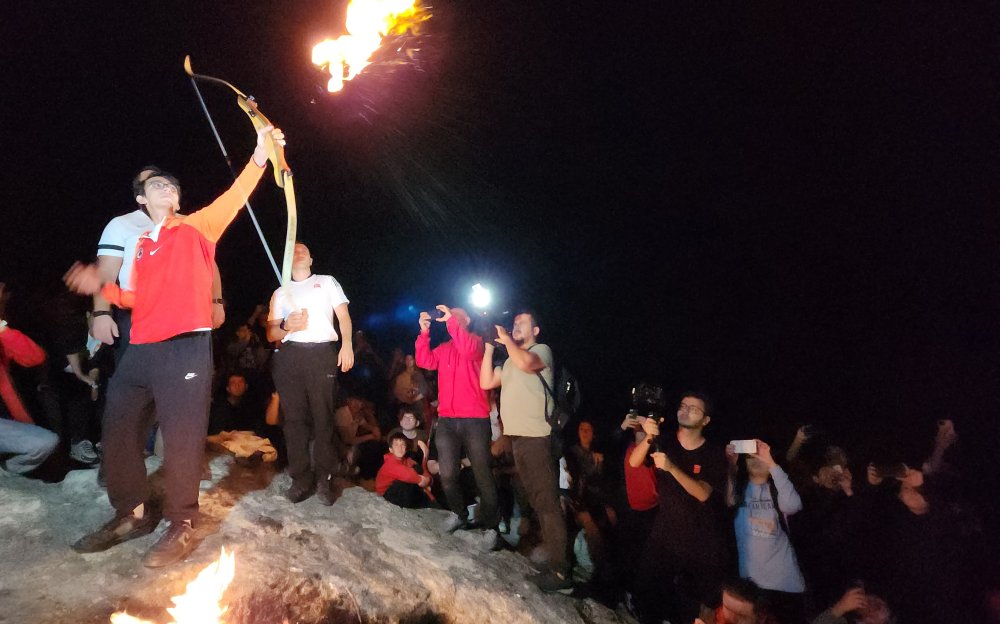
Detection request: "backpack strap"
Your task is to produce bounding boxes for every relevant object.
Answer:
[526,344,556,414]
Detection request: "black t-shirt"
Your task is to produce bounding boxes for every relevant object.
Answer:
[647,433,728,566]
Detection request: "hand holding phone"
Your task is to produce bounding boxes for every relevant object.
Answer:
[730,439,758,454]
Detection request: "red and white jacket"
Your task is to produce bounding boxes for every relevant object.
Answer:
[101,160,265,344]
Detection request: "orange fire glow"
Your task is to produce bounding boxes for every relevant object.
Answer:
[312,0,424,92]
[110,547,236,624]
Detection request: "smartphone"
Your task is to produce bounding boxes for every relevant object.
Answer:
[730,439,757,454]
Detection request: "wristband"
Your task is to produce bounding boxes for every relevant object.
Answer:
[279,319,287,331]
[92,310,112,318]
[212,298,225,305]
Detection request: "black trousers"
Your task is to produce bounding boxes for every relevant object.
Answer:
[272,342,344,488]
[383,481,427,508]
[102,332,212,522]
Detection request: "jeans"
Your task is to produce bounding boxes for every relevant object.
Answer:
[434,417,498,528]
[0,418,58,474]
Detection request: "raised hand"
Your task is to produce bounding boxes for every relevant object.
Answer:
[494,325,513,346]
[641,417,660,438]
[434,305,452,322]
[751,439,776,468]
[418,311,432,332]
[64,263,103,295]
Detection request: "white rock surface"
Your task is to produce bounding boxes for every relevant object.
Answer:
[0,454,630,624]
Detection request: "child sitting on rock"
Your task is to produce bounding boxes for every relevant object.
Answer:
[376,432,431,508]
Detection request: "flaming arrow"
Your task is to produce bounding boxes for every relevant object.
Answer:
[183,55,296,297]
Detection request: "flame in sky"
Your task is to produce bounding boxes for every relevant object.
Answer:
[312,0,424,92]
[110,548,236,624]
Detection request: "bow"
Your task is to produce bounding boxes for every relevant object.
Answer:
[183,55,296,293]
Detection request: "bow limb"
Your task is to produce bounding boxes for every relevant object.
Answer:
[184,55,298,299]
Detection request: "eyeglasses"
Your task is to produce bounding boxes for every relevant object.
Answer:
[146,179,179,193]
[677,403,704,416]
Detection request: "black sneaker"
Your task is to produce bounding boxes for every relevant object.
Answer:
[143,521,197,568]
[483,529,514,552]
[72,509,160,553]
[529,570,573,594]
[285,482,315,504]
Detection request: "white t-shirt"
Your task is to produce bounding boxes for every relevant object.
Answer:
[96,209,155,287]
[268,274,350,343]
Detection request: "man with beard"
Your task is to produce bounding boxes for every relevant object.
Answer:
[480,311,571,593]
[629,392,728,624]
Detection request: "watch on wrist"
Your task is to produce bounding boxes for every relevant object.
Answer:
[212,298,225,305]
[91,310,112,318]
[279,319,287,331]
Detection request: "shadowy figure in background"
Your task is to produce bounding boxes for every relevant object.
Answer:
[208,373,262,435]
[335,394,384,482]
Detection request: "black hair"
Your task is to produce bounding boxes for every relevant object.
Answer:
[388,431,409,446]
[397,406,419,423]
[679,390,714,417]
[132,165,181,198]
[720,578,767,614]
[515,308,542,330]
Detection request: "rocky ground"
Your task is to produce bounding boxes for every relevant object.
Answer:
[0,454,631,624]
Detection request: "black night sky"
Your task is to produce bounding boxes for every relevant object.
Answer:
[3,2,999,491]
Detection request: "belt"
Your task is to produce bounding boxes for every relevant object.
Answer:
[280,341,336,348]
[164,330,211,342]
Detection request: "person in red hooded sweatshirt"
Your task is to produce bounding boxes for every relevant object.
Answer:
[376,432,431,508]
[415,304,500,544]
[0,282,58,475]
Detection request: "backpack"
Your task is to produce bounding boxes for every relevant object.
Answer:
[535,361,580,433]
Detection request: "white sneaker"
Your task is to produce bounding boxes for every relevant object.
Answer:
[440,513,467,533]
[70,440,100,465]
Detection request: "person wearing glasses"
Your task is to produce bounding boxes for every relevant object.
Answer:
[628,392,728,624]
[64,125,284,569]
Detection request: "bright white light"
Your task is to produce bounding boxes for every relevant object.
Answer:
[470,283,491,309]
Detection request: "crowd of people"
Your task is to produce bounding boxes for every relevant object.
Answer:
[0,124,995,623]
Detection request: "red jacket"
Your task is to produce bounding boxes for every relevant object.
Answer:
[414,316,488,418]
[0,327,46,423]
[376,453,423,495]
[102,160,265,344]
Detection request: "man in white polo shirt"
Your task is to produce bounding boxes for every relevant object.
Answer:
[267,243,354,505]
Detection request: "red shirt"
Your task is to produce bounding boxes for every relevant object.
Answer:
[415,316,489,418]
[0,328,46,423]
[624,442,659,511]
[102,160,265,344]
[375,453,423,495]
